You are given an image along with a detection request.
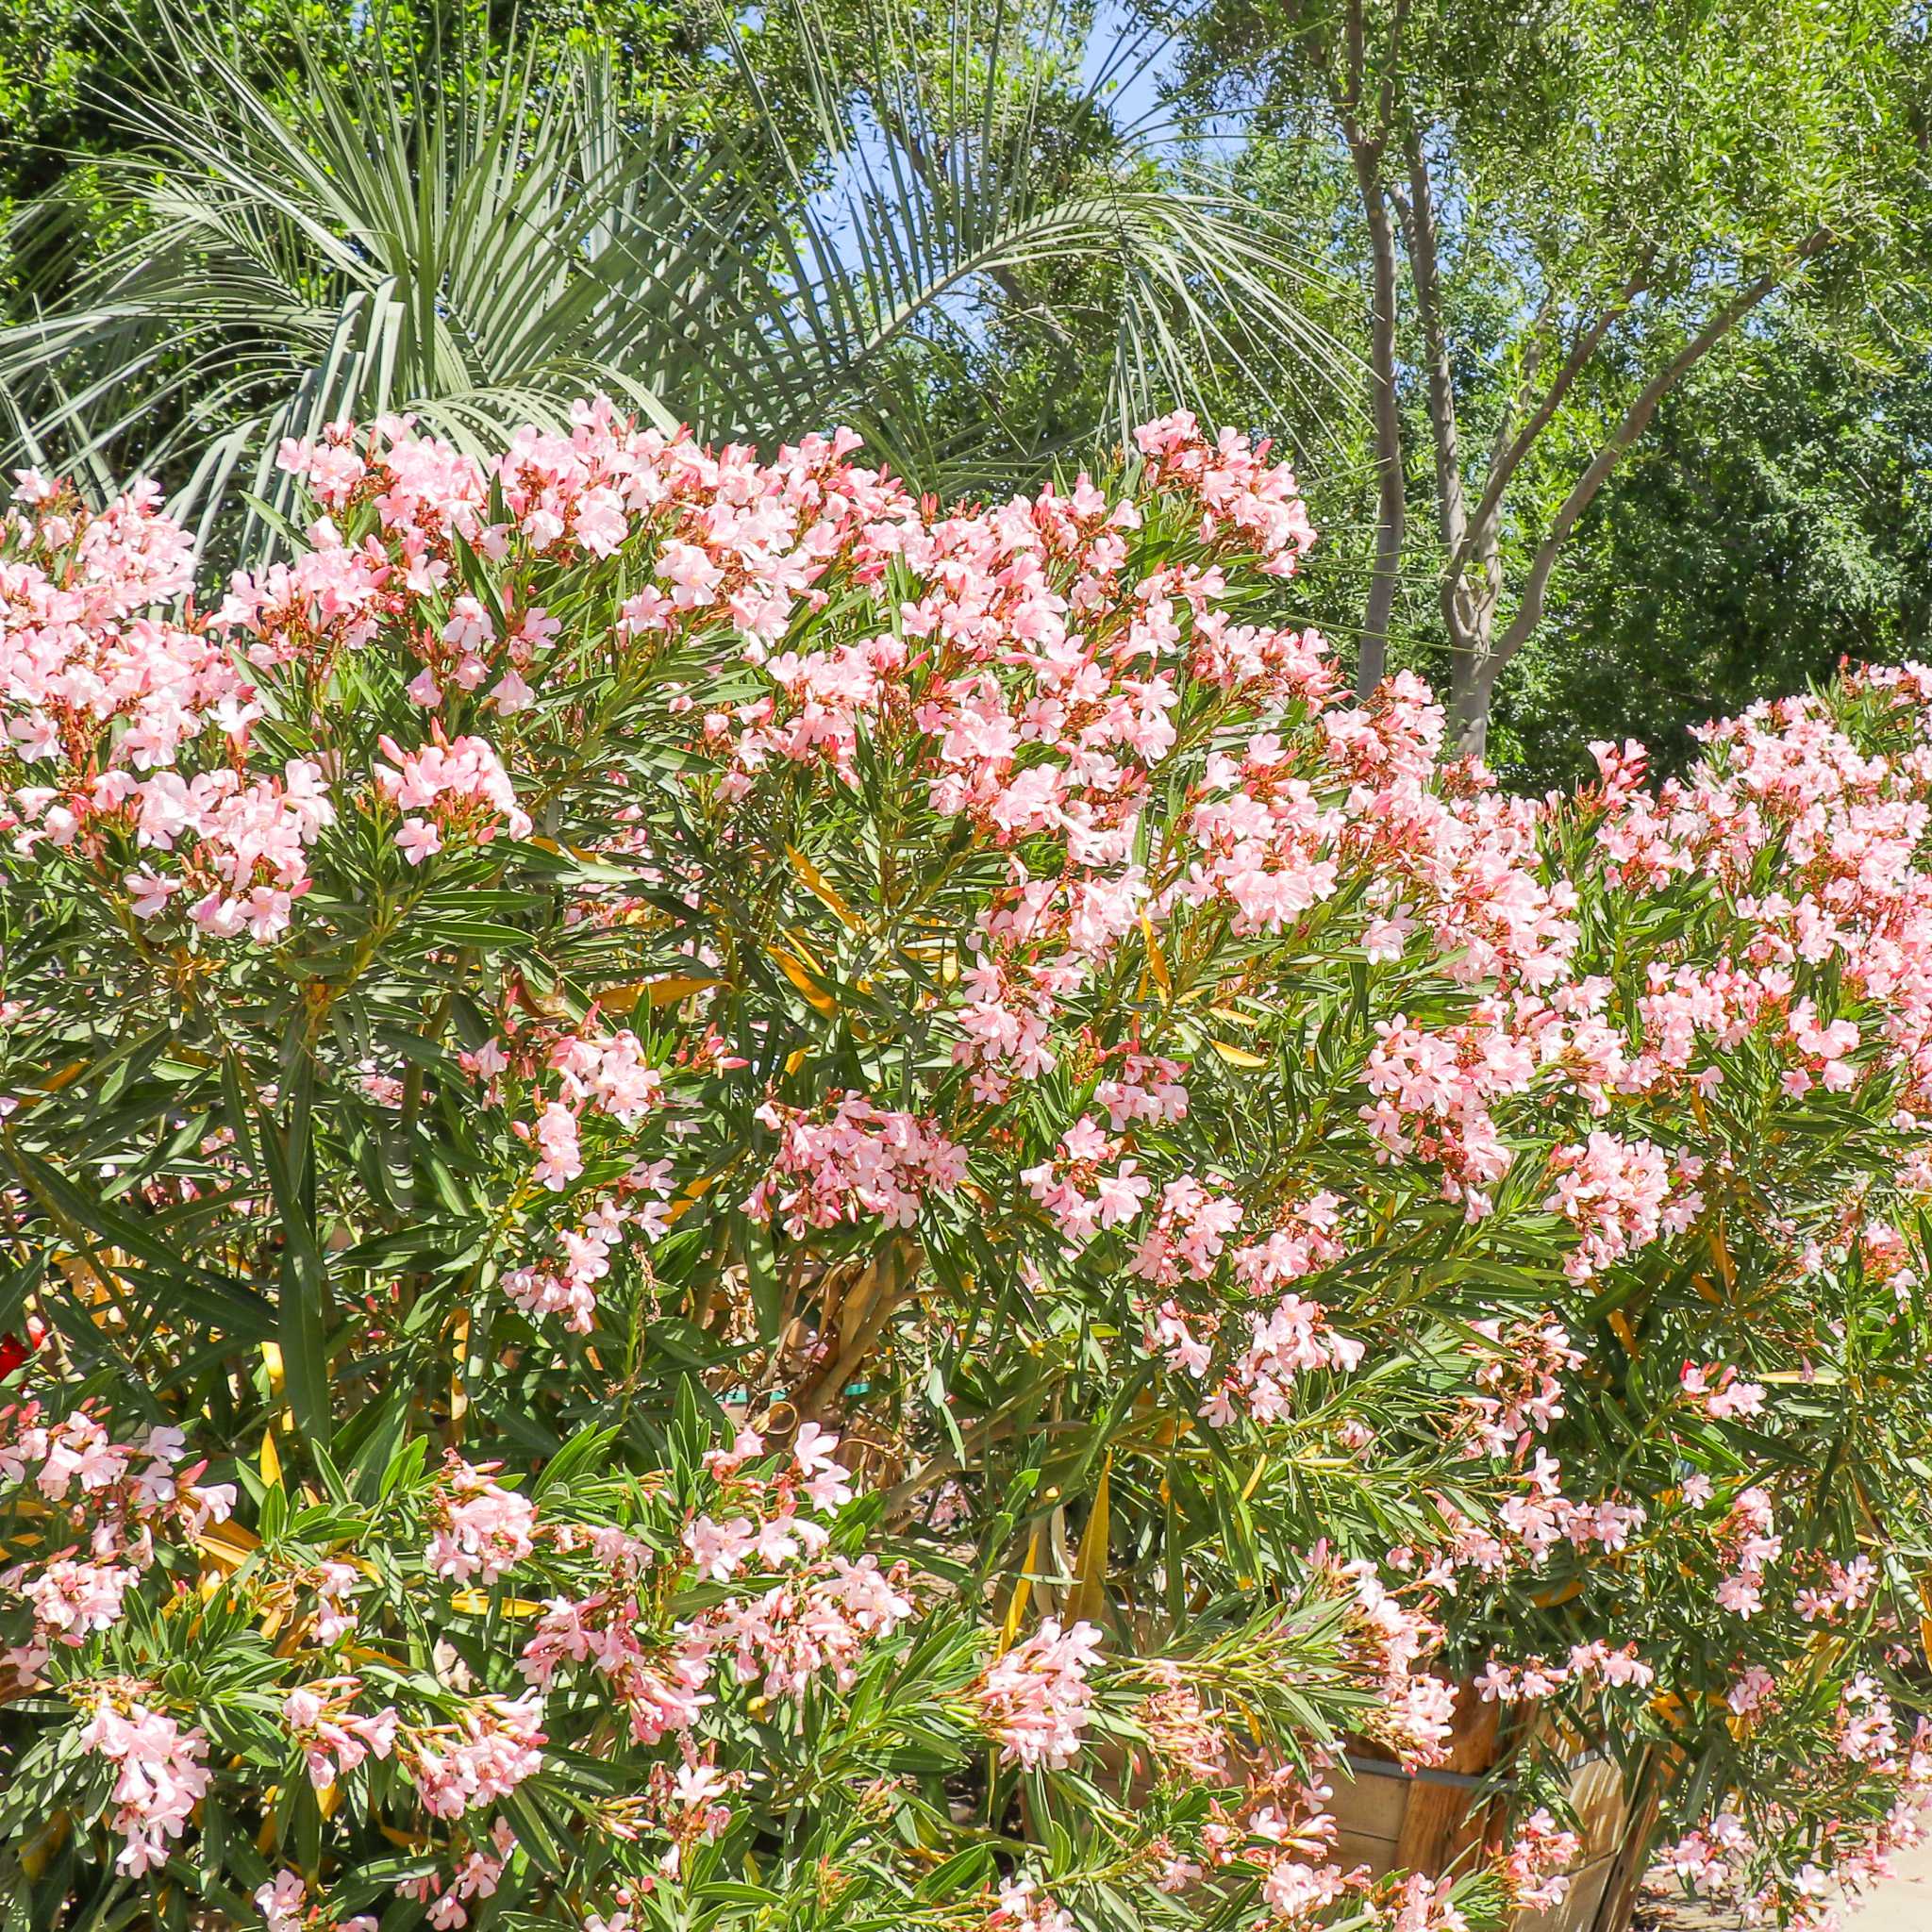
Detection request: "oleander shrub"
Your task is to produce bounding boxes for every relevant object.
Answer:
[1,407,1931,1932]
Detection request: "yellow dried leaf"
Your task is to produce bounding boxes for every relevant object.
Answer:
[663,1169,720,1229]
[345,1644,413,1672]
[768,945,837,1016]
[450,1307,470,1432]
[196,1520,261,1575]
[1649,1691,1688,1730]
[1068,1456,1112,1627]
[1708,1219,1736,1289]
[998,1521,1045,1657]
[1208,1039,1269,1069]
[54,1251,112,1302]
[18,1809,69,1879]
[1139,915,1171,995]
[600,974,728,1014]
[5,1061,85,1117]
[782,926,827,972]
[528,836,603,864]
[450,1589,544,1618]
[785,844,861,930]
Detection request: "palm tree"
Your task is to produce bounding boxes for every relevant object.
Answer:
[0,0,1344,558]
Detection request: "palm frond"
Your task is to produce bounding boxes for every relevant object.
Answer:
[0,0,1351,555]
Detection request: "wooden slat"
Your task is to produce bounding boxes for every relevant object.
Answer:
[1394,1686,1505,1876]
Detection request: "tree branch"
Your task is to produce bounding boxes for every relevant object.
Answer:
[1355,177,1405,697]
[1490,227,1833,671]
[1377,0,1412,135]
[1448,253,1652,588]
[1391,128,1461,558]
[1342,0,1368,122]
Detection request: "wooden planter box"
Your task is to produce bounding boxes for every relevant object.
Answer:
[1328,1690,1653,1932]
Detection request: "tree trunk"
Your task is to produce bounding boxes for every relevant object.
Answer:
[1449,651,1497,759]
[1353,162,1404,700]
[1332,0,1407,703]
[1444,558,1501,758]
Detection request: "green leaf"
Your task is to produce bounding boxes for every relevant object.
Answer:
[0,1137,274,1340]
[245,1055,335,1446]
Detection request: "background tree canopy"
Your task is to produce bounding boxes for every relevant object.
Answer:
[1160,0,1932,756]
[2,0,1929,775]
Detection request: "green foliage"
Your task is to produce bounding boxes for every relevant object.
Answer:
[1497,321,1932,788]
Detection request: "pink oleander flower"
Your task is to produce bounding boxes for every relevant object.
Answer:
[407,1691,547,1818]
[425,1457,538,1584]
[374,730,532,851]
[79,1698,213,1874]
[974,1618,1102,1771]
[17,404,1932,1932]
[709,1554,917,1700]
[1500,1807,1579,1912]
[256,1869,308,1932]
[1681,1358,1768,1420]
[744,1092,966,1236]
[1543,1131,1674,1281]
[989,1877,1076,1932]
[283,1676,400,1788]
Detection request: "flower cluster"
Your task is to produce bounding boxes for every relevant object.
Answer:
[974,1618,1104,1771]
[0,1401,235,1690]
[78,1696,212,1875]
[744,1093,968,1237]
